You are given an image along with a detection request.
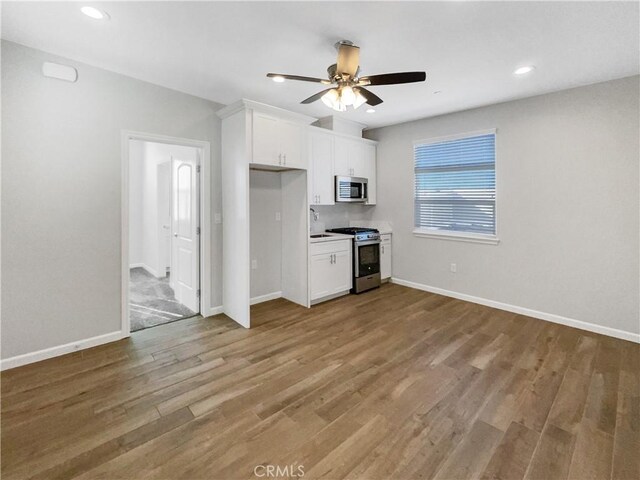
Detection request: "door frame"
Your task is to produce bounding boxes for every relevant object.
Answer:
[121,130,212,336]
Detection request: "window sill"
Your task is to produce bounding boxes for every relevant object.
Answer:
[413,229,500,245]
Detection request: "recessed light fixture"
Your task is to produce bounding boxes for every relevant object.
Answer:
[271,75,285,83]
[366,108,376,114]
[514,65,535,76]
[81,6,109,20]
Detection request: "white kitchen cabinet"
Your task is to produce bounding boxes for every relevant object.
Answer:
[334,136,365,177]
[252,112,307,169]
[310,240,352,301]
[333,136,376,205]
[380,234,392,280]
[252,112,280,167]
[308,129,335,205]
[217,99,316,328]
[279,120,307,168]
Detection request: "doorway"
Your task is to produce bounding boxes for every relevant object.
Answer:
[122,132,211,334]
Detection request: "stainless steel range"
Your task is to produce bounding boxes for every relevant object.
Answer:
[326,227,381,294]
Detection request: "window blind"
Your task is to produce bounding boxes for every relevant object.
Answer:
[414,132,496,235]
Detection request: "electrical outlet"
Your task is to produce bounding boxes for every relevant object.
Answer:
[275,212,281,221]
[251,259,258,269]
[214,213,222,224]
[450,263,457,273]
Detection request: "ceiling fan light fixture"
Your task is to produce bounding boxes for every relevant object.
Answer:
[340,86,356,106]
[321,89,345,112]
[353,89,367,109]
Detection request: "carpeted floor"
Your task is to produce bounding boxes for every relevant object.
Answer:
[129,267,196,331]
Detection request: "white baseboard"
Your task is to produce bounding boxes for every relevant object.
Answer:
[204,305,224,317]
[250,291,282,305]
[391,277,640,344]
[0,331,125,371]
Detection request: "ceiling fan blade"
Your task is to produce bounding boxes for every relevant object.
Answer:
[301,88,336,104]
[356,87,383,106]
[267,73,331,84]
[336,44,360,78]
[359,71,426,86]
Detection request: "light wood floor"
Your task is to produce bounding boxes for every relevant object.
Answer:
[2,284,639,480]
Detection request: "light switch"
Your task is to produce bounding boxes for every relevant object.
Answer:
[275,212,281,221]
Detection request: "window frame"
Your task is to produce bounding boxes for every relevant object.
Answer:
[412,128,499,245]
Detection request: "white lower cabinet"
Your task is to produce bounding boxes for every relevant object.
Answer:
[310,240,352,301]
[380,234,392,280]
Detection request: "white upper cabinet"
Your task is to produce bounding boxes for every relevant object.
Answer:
[334,136,377,205]
[279,120,307,169]
[334,136,364,177]
[252,111,308,169]
[252,112,281,166]
[309,129,335,205]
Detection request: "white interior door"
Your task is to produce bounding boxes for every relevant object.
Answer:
[171,155,199,312]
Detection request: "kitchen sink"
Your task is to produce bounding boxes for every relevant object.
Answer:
[310,234,332,238]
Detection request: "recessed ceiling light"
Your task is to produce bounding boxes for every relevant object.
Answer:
[514,65,535,76]
[81,6,109,20]
[271,75,285,83]
[366,108,376,114]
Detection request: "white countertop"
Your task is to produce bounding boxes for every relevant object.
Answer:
[309,232,354,244]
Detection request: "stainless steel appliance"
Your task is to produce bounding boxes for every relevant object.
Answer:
[335,176,368,203]
[326,227,381,293]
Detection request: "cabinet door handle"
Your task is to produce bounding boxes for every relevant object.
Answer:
[278,153,282,165]
[318,194,321,203]
[381,245,384,254]
[283,154,287,165]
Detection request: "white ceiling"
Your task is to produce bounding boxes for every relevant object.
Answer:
[2,1,639,128]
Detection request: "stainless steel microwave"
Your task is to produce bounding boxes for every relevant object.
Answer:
[335,176,368,203]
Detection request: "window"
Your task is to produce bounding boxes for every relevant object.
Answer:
[414,130,498,244]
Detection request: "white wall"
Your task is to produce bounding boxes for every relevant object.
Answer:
[250,170,282,299]
[366,76,640,339]
[1,41,224,360]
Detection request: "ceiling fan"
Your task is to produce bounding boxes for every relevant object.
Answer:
[267,40,426,112]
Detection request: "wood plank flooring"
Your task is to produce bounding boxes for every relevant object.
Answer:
[1,283,638,479]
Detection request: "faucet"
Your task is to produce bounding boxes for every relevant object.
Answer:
[310,207,319,221]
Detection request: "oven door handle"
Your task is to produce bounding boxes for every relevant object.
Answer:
[355,240,381,247]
